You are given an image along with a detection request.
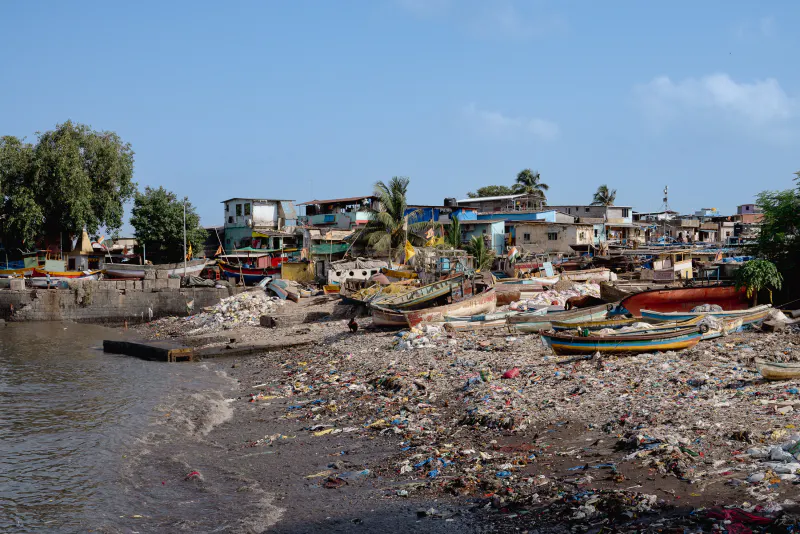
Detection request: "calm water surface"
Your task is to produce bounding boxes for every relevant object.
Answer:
[0,322,234,533]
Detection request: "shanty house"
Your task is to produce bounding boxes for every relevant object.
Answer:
[297,195,378,230]
[510,222,594,254]
[222,198,297,250]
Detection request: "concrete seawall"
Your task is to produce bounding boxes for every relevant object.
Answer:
[0,280,241,322]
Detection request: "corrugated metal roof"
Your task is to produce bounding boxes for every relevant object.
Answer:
[220,198,295,203]
[297,195,377,206]
[456,194,526,203]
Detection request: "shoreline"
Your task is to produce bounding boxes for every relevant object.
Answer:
[131,297,800,532]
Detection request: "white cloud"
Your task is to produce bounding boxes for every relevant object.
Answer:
[463,103,559,140]
[634,73,798,126]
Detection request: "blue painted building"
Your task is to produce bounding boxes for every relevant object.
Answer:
[460,220,506,255]
[404,205,478,223]
[476,209,573,224]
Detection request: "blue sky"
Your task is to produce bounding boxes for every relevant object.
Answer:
[2,0,799,230]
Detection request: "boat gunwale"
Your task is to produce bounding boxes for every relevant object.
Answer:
[542,325,702,343]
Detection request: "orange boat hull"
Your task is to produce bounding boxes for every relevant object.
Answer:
[620,285,749,316]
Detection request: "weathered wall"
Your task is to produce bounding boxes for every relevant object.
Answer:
[281,262,315,283]
[0,280,239,322]
[516,223,594,254]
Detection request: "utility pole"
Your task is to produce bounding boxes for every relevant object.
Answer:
[662,186,669,245]
[183,200,187,277]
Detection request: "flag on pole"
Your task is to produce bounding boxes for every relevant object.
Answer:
[186,243,193,260]
[425,227,434,240]
[404,240,416,262]
[215,244,223,256]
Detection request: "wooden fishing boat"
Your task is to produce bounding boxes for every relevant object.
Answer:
[403,290,497,328]
[619,285,749,317]
[755,358,800,381]
[496,276,559,286]
[103,265,147,280]
[30,269,101,288]
[541,326,703,355]
[444,310,520,322]
[512,304,613,333]
[381,268,418,279]
[640,304,771,323]
[508,303,610,325]
[552,317,647,332]
[32,268,101,279]
[0,266,34,276]
[375,275,464,311]
[371,306,407,327]
[103,258,208,280]
[219,260,281,285]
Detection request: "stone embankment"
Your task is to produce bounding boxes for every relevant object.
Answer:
[0,280,240,322]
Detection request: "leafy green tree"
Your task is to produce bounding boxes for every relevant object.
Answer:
[512,169,548,208]
[752,183,800,272]
[362,177,425,261]
[130,186,207,264]
[465,235,495,271]
[466,185,514,198]
[591,184,617,206]
[0,136,41,246]
[444,215,462,249]
[0,121,136,249]
[734,259,783,305]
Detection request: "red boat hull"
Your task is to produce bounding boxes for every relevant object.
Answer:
[620,285,749,316]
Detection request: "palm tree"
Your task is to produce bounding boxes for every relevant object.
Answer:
[465,235,495,271]
[512,169,548,209]
[443,215,462,249]
[592,184,617,206]
[363,176,425,260]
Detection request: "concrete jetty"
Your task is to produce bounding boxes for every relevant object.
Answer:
[103,339,194,362]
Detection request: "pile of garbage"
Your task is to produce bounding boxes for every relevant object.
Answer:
[183,290,285,333]
[216,302,800,530]
[391,324,445,350]
[691,303,724,312]
[509,281,600,310]
[747,435,800,483]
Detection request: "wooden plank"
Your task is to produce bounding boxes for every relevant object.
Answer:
[103,339,194,362]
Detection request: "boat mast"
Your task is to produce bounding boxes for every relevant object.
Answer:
[183,200,187,277]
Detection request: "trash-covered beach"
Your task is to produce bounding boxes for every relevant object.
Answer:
[138,292,800,532]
